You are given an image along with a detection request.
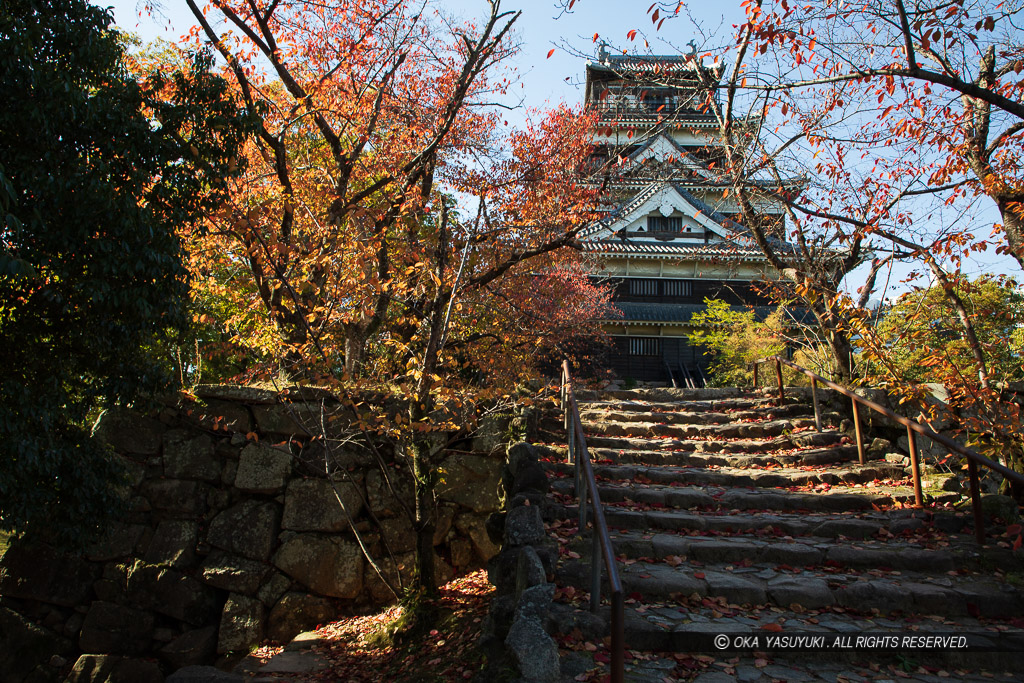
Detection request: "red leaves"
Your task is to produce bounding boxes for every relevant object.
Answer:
[761,622,783,632]
[547,49,555,59]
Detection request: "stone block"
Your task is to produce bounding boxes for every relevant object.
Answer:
[65,654,165,683]
[454,514,500,562]
[92,407,165,456]
[125,562,218,626]
[144,520,198,568]
[193,384,278,404]
[217,594,265,654]
[503,505,545,546]
[281,477,363,532]
[178,398,252,434]
[436,452,503,513]
[514,582,554,623]
[703,572,766,606]
[86,522,145,562]
[140,479,210,517]
[166,665,245,683]
[163,431,221,482]
[266,592,335,643]
[504,616,559,682]
[0,543,98,607]
[158,625,217,670]
[377,517,417,554]
[272,534,363,599]
[235,443,292,494]
[366,467,412,518]
[200,550,271,595]
[767,576,835,610]
[471,412,512,454]
[0,606,73,683]
[835,580,912,613]
[207,500,281,562]
[450,538,474,568]
[515,546,547,597]
[78,602,154,655]
[258,571,293,608]
[252,403,318,437]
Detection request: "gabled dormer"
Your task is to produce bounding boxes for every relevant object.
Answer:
[583,181,738,244]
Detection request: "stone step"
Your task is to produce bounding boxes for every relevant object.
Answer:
[577,443,868,468]
[549,479,891,514]
[556,555,1024,619]
[578,430,849,456]
[576,405,836,425]
[545,461,911,490]
[580,419,841,442]
[550,501,971,540]
[576,388,755,403]
[577,601,1024,671]
[568,528,1021,574]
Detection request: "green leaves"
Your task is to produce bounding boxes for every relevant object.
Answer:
[0,0,249,544]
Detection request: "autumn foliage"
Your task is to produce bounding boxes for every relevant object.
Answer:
[173,0,613,592]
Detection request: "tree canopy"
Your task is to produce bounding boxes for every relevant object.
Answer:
[0,0,250,541]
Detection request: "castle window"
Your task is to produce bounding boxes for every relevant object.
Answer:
[628,279,658,296]
[648,216,682,233]
[664,280,693,297]
[629,337,662,356]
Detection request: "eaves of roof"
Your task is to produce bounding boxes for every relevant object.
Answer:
[601,302,815,326]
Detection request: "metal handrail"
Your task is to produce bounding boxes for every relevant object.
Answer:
[560,361,624,683]
[753,355,1024,544]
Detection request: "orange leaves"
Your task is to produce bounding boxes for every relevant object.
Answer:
[547,49,555,59]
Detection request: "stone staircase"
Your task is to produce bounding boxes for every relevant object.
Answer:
[539,387,1024,681]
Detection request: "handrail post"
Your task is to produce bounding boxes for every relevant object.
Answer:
[749,354,1024,547]
[907,426,923,507]
[561,361,625,683]
[578,439,588,531]
[753,362,759,389]
[968,458,985,545]
[775,358,784,401]
[567,412,575,466]
[851,397,865,465]
[565,382,573,462]
[610,591,624,683]
[590,530,602,612]
[811,377,822,433]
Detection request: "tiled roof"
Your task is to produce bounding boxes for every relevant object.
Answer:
[583,239,769,260]
[602,302,814,325]
[579,181,744,238]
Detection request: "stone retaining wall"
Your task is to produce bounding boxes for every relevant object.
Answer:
[0,385,505,683]
[480,442,604,682]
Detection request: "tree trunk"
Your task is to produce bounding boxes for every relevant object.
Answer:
[996,198,1024,271]
[410,435,437,596]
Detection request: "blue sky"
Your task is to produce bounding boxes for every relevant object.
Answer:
[97,1,1019,297]
[100,1,744,115]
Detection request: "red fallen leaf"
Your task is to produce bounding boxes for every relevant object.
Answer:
[1007,523,1022,535]
[1014,535,1022,552]
[547,49,555,59]
[761,623,783,632]
[694,572,706,579]
[627,591,643,601]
